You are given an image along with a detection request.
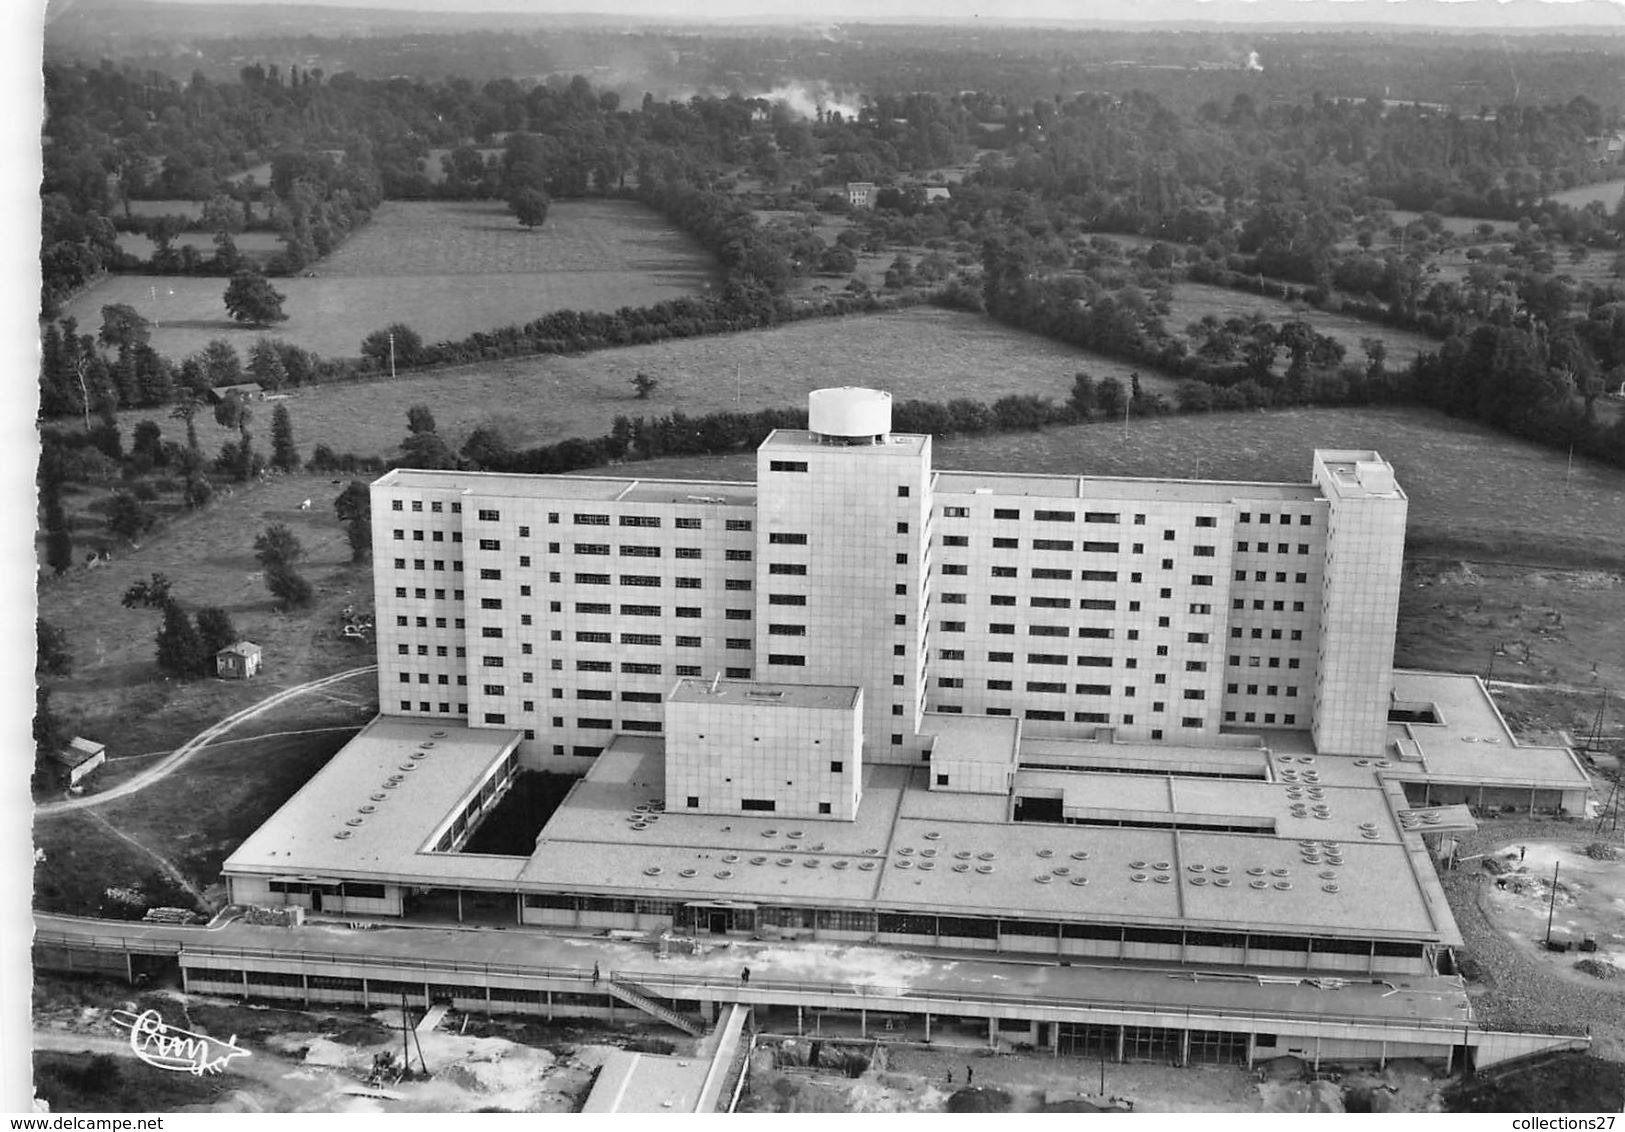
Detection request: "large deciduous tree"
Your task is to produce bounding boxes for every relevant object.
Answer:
[224,270,288,327]
[509,187,550,229]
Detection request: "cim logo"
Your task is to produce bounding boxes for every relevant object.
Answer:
[110,1009,251,1076]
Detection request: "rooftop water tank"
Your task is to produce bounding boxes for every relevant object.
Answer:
[809,387,891,442]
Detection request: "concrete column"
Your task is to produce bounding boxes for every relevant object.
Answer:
[1180,1028,1191,1067]
[988,1017,997,1048]
[1115,1025,1125,1063]
[797,1005,803,1035]
[1379,1040,1387,1070]
[302,972,310,1006]
[860,1009,867,1038]
[125,952,133,984]
[924,1011,931,1042]
[242,969,250,996]
[546,989,554,1022]
[1049,1022,1060,1057]
[456,889,464,924]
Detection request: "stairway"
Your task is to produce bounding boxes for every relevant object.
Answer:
[605,976,705,1036]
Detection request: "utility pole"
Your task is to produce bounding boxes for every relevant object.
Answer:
[1545,859,1560,946]
[389,332,397,381]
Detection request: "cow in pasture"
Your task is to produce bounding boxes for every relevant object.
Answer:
[299,499,312,511]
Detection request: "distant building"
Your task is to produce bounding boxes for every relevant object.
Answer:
[845,181,875,208]
[207,382,264,405]
[54,737,106,788]
[216,641,263,680]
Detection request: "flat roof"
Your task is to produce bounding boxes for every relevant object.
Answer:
[1389,671,1591,790]
[41,912,1470,1031]
[524,742,1454,943]
[669,678,859,711]
[373,468,757,508]
[761,429,930,456]
[921,712,1021,764]
[1020,733,1269,777]
[932,470,1321,504]
[225,717,525,884]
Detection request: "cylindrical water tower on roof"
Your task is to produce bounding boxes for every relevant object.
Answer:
[808,387,891,445]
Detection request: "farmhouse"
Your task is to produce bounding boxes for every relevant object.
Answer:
[215,641,263,680]
[219,387,1591,1068]
[54,737,106,788]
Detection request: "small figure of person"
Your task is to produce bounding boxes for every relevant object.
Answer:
[946,1068,953,1086]
[592,962,601,985]
[1519,845,1528,863]
[741,966,751,984]
[966,1065,973,1086]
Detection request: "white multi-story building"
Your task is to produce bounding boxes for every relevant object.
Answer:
[368,388,1408,766]
[215,387,1590,1069]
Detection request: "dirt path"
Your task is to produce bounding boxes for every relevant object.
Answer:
[37,666,377,817]
[79,809,210,909]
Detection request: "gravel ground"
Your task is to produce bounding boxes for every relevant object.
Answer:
[1445,817,1625,1059]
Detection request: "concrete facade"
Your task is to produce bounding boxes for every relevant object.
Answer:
[367,389,1409,765]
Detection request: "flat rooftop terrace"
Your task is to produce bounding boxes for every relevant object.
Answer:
[670,678,859,711]
[1388,671,1591,790]
[761,429,931,456]
[374,468,757,508]
[225,717,525,884]
[526,741,1457,944]
[37,913,1472,1034]
[932,470,1322,504]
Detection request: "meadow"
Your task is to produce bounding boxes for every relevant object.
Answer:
[60,198,721,360]
[608,404,1625,567]
[1166,282,1438,365]
[38,472,376,756]
[115,306,1182,461]
[1547,177,1625,211]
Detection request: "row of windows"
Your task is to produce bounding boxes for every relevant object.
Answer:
[391,559,463,572]
[577,660,704,677]
[1236,570,1312,584]
[392,529,464,543]
[567,512,750,531]
[1238,541,1313,554]
[573,631,752,649]
[1229,655,1303,669]
[1234,627,1306,641]
[943,507,1133,524]
[391,499,463,515]
[1241,512,1315,526]
[391,606,468,624]
[1227,683,1301,697]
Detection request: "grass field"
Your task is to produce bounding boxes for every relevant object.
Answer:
[1167,283,1438,365]
[1547,177,1625,211]
[37,472,377,756]
[609,404,1625,566]
[113,307,1183,462]
[59,199,720,360]
[34,717,363,916]
[113,230,284,261]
